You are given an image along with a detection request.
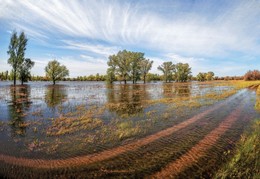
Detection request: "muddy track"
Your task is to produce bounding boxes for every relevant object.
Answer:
[0,98,229,169]
[150,106,242,178]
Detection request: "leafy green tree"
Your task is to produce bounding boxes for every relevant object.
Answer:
[108,50,147,84]
[5,71,9,80]
[147,73,161,81]
[206,71,215,81]
[9,70,15,81]
[45,60,69,85]
[197,71,215,81]
[7,31,28,85]
[19,58,35,85]
[0,72,3,80]
[140,59,153,84]
[197,72,207,81]
[174,63,192,82]
[106,67,116,84]
[158,62,175,82]
[108,50,131,84]
[129,52,144,84]
[117,50,131,84]
[0,71,9,81]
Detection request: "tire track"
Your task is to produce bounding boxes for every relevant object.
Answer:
[0,100,229,169]
[150,106,242,179]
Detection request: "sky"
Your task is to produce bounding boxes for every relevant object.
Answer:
[0,0,260,77]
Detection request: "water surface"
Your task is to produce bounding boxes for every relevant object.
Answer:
[0,81,258,178]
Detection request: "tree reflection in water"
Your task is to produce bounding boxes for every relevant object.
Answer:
[8,85,32,137]
[45,85,68,108]
[162,83,191,98]
[106,84,150,116]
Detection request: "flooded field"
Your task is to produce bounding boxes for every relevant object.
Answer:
[0,81,259,178]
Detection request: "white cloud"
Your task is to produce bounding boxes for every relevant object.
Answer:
[58,57,108,77]
[0,59,10,72]
[30,56,108,77]
[80,55,107,64]
[148,54,208,76]
[0,0,260,76]
[61,40,120,57]
[146,56,165,74]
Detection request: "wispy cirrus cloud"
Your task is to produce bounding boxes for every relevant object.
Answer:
[0,0,259,76]
[61,40,120,57]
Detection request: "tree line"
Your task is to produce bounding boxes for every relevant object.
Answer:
[1,70,245,82]
[1,31,258,85]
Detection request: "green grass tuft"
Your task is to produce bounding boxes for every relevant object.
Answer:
[215,119,260,179]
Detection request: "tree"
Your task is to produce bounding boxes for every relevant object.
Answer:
[197,72,207,81]
[45,60,69,85]
[107,50,149,84]
[106,67,116,84]
[206,71,214,81]
[174,63,192,82]
[140,59,153,84]
[129,52,144,84]
[7,31,28,85]
[5,71,9,80]
[158,62,175,82]
[19,58,35,85]
[244,70,260,81]
[108,50,130,84]
[147,73,161,81]
[197,71,215,81]
[0,72,3,80]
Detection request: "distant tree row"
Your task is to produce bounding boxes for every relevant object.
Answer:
[28,73,162,82]
[72,73,106,81]
[0,71,9,81]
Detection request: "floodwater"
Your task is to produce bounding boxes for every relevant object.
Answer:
[0,81,259,178]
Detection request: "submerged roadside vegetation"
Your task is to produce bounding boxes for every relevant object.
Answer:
[215,118,260,179]
[215,85,260,179]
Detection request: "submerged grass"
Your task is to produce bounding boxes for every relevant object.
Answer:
[46,106,104,136]
[42,81,260,141]
[255,85,260,110]
[215,119,260,179]
[3,80,260,158]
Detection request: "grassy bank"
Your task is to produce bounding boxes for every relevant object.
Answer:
[255,85,260,110]
[215,119,260,179]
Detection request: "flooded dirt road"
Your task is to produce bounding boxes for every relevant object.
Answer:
[0,81,259,178]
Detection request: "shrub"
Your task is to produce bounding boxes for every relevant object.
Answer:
[244,70,260,81]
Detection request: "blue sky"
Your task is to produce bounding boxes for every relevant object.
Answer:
[0,0,260,77]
